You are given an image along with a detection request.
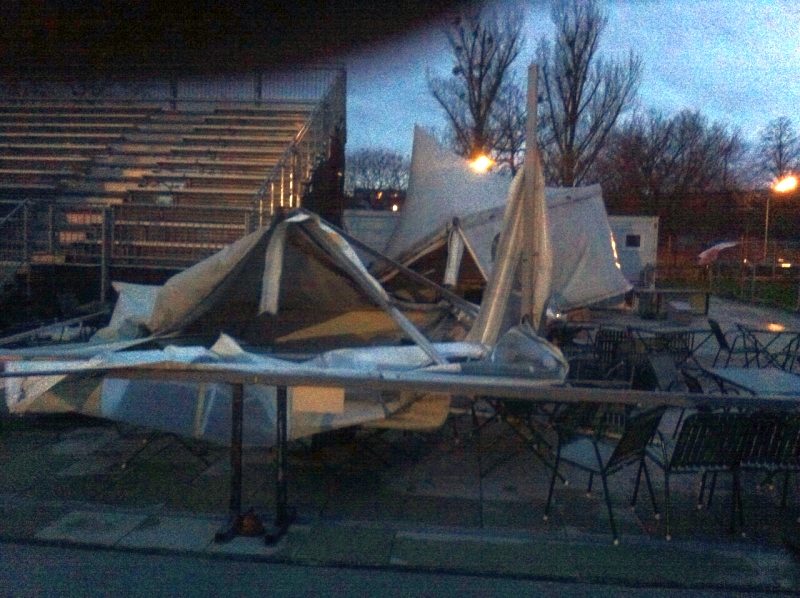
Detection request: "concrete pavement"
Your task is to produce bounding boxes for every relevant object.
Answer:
[1,409,799,594]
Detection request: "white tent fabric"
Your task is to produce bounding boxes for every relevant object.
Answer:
[2,207,569,445]
[385,127,631,310]
[3,332,566,446]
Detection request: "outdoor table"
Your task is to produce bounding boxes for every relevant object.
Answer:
[735,325,800,371]
[702,366,800,397]
[629,325,714,366]
[634,287,710,318]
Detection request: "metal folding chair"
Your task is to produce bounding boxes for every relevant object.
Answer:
[708,319,751,367]
[641,411,751,539]
[544,405,667,544]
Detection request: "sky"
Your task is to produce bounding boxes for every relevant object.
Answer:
[343,0,800,156]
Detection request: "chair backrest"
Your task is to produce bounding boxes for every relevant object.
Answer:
[708,319,730,352]
[646,353,682,391]
[607,406,668,471]
[670,412,750,471]
[553,402,602,440]
[740,413,783,467]
[742,413,800,469]
[594,327,635,380]
[682,370,704,394]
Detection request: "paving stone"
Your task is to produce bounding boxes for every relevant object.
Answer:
[35,510,149,545]
[117,514,223,552]
[288,524,394,566]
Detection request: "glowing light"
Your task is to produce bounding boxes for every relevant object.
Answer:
[391,204,399,212]
[767,322,786,332]
[469,154,494,174]
[780,262,792,269]
[773,174,798,194]
[609,234,622,269]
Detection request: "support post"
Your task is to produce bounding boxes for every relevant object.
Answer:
[99,207,112,304]
[214,382,244,543]
[265,384,294,544]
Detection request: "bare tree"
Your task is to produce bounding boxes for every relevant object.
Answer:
[490,77,527,174]
[428,3,524,163]
[757,116,800,180]
[595,109,746,214]
[345,148,409,195]
[537,0,641,186]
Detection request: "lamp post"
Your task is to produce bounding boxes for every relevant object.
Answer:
[764,174,798,260]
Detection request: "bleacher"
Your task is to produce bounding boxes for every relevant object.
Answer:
[0,69,345,278]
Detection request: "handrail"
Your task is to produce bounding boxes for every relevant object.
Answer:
[251,68,346,226]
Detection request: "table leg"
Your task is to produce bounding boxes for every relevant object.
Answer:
[265,384,295,544]
[214,382,244,542]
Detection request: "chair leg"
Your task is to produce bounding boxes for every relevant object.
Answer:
[781,471,791,509]
[630,459,644,507]
[642,460,660,519]
[544,447,561,521]
[671,408,686,439]
[730,469,744,535]
[586,472,594,496]
[706,472,718,508]
[599,470,619,545]
[665,471,672,540]
[698,471,708,509]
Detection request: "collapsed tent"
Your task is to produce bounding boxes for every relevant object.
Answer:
[96,211,469,352]
[380,127,631,311]
[2,209,568,445]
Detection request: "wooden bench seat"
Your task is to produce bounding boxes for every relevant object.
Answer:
[0,112,156,124]
[131,186,257,196]
[0,132,124,142]
[0,142,109,153]
[0,155,93,169]
[140,171,266,185]
[95,156,277,173]
[0,103,160,114]
[190,124,306,134]
[0,182,59,191]
[0,122,137,132]
[203,113,312,126]
[179,133,296,144]
[0,167,77,178]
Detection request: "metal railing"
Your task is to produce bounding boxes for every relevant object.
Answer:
[252,68,346,225]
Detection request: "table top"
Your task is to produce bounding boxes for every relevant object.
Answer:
[705,367,800,396]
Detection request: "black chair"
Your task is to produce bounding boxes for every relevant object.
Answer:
[708,319,750,367]
[741,412,800,509]
[642,354,705,437]
[640,411,751,539]
[544,405,667,544]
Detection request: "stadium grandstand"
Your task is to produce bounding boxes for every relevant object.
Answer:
[0,67,345,321]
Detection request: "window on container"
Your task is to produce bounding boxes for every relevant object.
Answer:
[625,234,641,248]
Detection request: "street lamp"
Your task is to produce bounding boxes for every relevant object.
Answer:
[764,173,798,260]
[469,154,494,174]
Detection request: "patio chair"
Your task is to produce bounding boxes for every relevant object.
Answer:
[640,411,751,540]
[741,412,800,509]
[642,353,705,437]
[708,319,750,367]
[567,327,636,383]
[544,405,667,544]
